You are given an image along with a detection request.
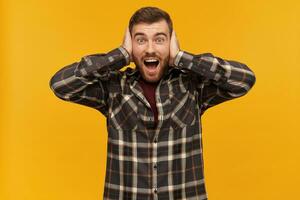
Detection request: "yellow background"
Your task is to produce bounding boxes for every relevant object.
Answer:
[1,0,300,199]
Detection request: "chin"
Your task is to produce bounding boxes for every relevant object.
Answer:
[141,74,161,83]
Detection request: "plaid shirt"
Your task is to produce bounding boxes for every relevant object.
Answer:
[50,47,256,200]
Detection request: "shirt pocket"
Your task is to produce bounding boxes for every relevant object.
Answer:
[169,89,197,129]
[108,93,139,130]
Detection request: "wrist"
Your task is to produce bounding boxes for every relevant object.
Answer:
[174,50,184,67]
[118,46,131,65]
[169,49,180,66]
[174,50,195,71]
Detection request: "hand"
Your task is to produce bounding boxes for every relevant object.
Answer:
[122,27,133,62]
[169,30,180,66]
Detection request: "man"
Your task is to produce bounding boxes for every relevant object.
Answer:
[50,6,256,200]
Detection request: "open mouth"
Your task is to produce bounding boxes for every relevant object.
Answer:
[144,58,159,69]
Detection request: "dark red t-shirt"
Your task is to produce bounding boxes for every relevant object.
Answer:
[138,78,159,126]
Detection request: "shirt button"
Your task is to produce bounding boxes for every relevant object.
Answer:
[154,137,157,143]
[154,188,157,194]
[154,163,157,169]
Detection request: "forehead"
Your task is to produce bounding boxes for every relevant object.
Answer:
[132,20,170,37]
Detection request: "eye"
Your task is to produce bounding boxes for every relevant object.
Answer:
[136,38,146,44]
[155,37,165,44]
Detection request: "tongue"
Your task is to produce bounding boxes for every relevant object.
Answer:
[146,63,157,68]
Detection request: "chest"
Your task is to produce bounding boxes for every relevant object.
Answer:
[107,74,200,131]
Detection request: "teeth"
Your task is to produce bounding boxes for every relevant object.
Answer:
[145,59,158,62]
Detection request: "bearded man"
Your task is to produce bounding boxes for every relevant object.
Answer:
[50,6,256,200]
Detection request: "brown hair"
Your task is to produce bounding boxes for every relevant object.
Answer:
[129,7,173,36]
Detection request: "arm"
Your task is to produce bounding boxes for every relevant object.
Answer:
[49,46,130,116]
[169,31,256,115]
[174,51,256,115]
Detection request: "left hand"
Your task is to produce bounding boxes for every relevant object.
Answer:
[169,30,180,66]
[122,27,133,62]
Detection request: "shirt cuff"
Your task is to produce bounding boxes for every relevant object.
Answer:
[118,46,130,66]
[174,50,194,69]
[104,47,130,70]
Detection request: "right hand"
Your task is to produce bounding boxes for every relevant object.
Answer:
[169,30,180,66]
[122,27,133,62]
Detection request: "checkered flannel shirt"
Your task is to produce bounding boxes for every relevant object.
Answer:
[50,46,256,200]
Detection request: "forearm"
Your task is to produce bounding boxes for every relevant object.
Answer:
[174,50,256,97]
[49,46,130,100]
[74,46,130,81]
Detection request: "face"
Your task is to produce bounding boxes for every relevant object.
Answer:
[131,20,171,83]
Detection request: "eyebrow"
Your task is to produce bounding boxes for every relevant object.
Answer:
[133,32,168,38]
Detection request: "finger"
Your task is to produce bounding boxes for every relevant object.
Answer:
[125,27,129,37]
[171,30,175,42]
[173,31,180,49]
[127,27,133,42]
[123,27,127,43]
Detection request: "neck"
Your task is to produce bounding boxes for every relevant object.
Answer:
[139,77,160,85]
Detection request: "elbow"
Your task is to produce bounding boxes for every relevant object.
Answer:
[236,67,256,97]
[245,64,256,91]
[49,73,70,101]
[49,73,59,94]
[49,62,81,101]
[226,64,256,98]
[49,74,56,92]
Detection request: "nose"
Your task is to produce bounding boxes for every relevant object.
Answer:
[145,41,155,54]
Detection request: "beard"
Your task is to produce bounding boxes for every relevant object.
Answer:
[132,53,170,83]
